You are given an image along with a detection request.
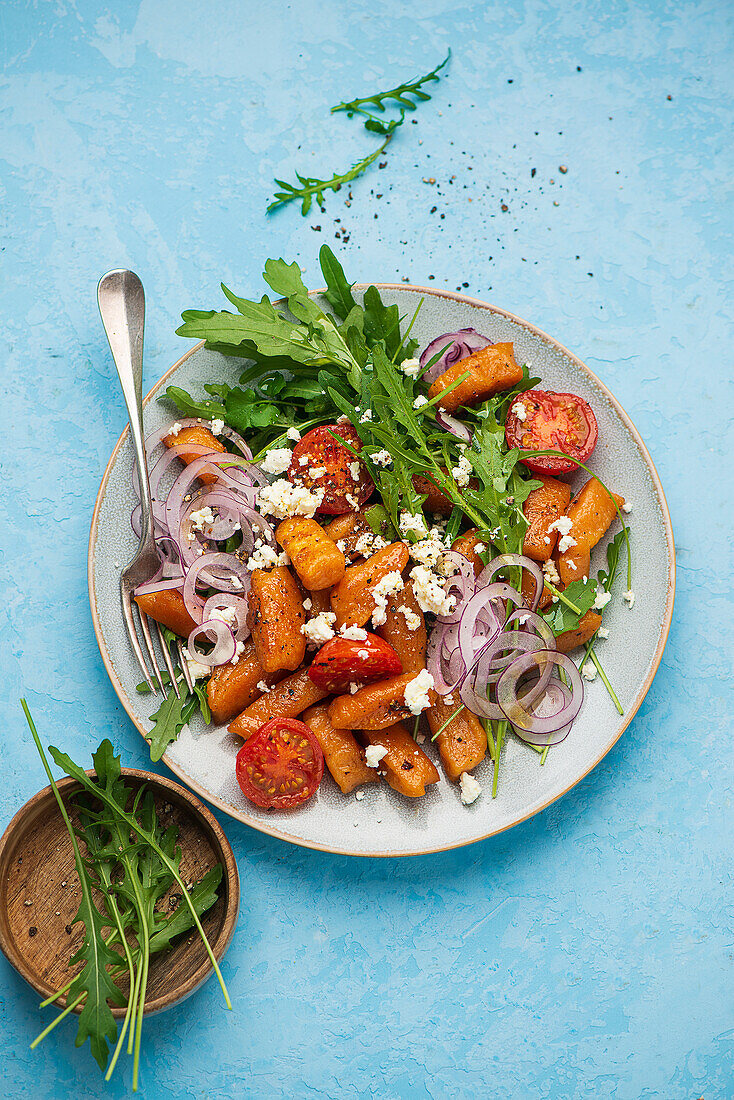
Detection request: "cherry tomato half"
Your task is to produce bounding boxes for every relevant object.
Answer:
[505,390,598,475]
[288,424,374,515]
[308,633,403,693]
[235,718,324,809]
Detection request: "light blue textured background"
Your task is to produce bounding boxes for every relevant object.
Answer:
[1,1,732,1096]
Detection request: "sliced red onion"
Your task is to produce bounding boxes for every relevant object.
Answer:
[512,681,575,747]
[186,619,236,668]
[497,651,583,735]
[435,410,473,443]
[134,578,186,597]
[419,328,493,384]
[506,609,556,650]
[476,554,543,611]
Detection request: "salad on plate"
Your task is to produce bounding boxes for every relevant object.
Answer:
[131,247,632,811]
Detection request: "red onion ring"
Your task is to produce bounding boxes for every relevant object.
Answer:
[497,651,583,736]
[419,328,493,384]
[436,410,473,443]
[202,593,251,642]
[186,619,237,667]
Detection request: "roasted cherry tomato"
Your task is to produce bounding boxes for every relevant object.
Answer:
[235,718,324,809]
[308,633,403,693]
[288,424,374,515]
[505,390,598,475]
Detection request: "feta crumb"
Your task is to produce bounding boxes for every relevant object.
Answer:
[298,455,309,467]
[398,604,421,631]
[624,589,635,609]
[399,511,429,539]
[301,612,337,644]
[210,417,225,436]
[345,492,358,510]
[371,570,405,626]
[355,790,365,800]
[413,395,429,410]
[621,500,632,514]
[247,544,280,571]
[451,452,472,488]
[309,466,327,478]
[209,606,237,626]
[181,646,210,680]
[459,771,482,805]
[231,640,245,665]
[169,421,183,436]
[593,590,612,610]
[260,448,293,475]
[258,479,325,520]
[371,449,393,468]
[443,694,455,705]
[303,598,312,611]
[365,744,388,768]
[349,682,360,694]
[355,532,389,556]
[400,357,421,378]
[348,460,362,480]
[543,536,551,544]
[403,669,435,715]
[189,506,215,532]
[549,515,574,536]
[567,561,577,571]
[581,663,598,682]
[557,534,577,554]
[597,627,609,639]
[359,409,373,424]
[510,401,527,422]
[542,559,561,586]
[416,733,426,744]
[286,426,301,441]
[340,625,368,641]
[410,565,455,616]
[256,680,271,694]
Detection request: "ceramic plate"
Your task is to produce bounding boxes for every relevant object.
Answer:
[88,286,675,857]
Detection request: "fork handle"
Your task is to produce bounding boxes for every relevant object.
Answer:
[97,270,155,547]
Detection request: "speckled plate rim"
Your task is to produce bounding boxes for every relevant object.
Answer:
[88,285,676,857]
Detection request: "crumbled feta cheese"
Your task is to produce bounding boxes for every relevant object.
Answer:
[169,421,183,436]
[345,492,359,510]
[549,516,574,536]
[404,669,434,715]
[566,560,577,571]
[624,589,635,609]
[181,646,210,680]
[260,448,293,475]
[400,357,421,378]
[597,627,609,639]
[542,559,561,586]
[410,565,455,616]
[286,427,301,442]
[256,680,271,694]
[257,479,325,519]
[230,577,243,590]
[298,455,308,467]
[189,506,215,532]
[371,570,405,626]
[348,460,362,480]
[593,590,612,610]
[621,500,632,514]
[459,771,482,805]
[371,450,393,468]
[543,536,551,545]
[365,744,388,768]
[336,414,350,424]
[246,544,280,571]
[398,604,421,631]
[474,542,486,555]
[355,790,365,800]
[340,625,368,641]
[209,606,237,626]
[349,682,360,694]
[309,466,327,478]
[416,733,426,744]
[443,693,455,705]
[231,640,245,665]
[357,649,370,659]
[359,409,373,424]
[510,401,527,422]
[581,663,597,682]
[557,534,577,554]
[413,395,429,410]
[303,598,312,611]
[301,612,337,644]
[451,452,473,488]
[399,511,429,539]
[210,418,225,436]
[409,535,445,569]
[354,532,389,556]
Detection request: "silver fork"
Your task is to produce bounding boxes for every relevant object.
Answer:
[98,269,194,697]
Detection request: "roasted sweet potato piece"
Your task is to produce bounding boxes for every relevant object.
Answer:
[376,581,426,673]
[556,479,625,587]
[329,672,436,731]
[323,511,377,562]
[228,668,328,739]
[522,476,572,562]
[248,566,306,675]
[305,588,332,615]
[330,542,410,628]
[206,641,283,724]
[427,342,523,414]
[451,528,487,575]
[134,588,197,639]
[302,703,378,794]
[163,424,227,485]
[412,473,454,517]
[554,610,602,653]
[426,697,487,782]
[360,724,440,798]
[276,517,346,590]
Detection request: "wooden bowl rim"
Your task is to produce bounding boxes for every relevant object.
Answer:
[0,767,240,1016]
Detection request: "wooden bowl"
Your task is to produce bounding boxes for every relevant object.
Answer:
[0,768,239,1015]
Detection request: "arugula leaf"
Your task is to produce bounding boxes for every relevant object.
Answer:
[162,385,225,420]
[146,686,197,762]
[598,528,627,592]
[541,578,599,634]
[331,51,450,122]
[268,135,392,215]
[319,244,358,319]
[148,866,223,954]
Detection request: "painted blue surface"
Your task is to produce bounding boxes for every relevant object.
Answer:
[1,0,732,1095]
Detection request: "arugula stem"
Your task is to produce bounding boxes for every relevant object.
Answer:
[480,718,496,761]
[543,582,582,615]
[30,992,86,1048]
[492,720,506,798]
[391,299,424,364]
[540,743,551,766]
[430,703,465,741]
[586,647,623,714]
